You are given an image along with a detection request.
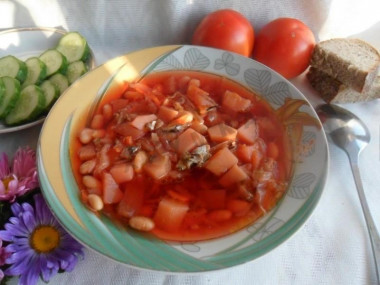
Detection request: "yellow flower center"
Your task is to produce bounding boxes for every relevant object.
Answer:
[2,176,14,193]
[30,226,60,253]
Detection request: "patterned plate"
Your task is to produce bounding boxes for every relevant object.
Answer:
[37,45,328,273]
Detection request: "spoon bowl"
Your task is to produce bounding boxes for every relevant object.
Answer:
[316,103,380,283]
[317,104,370,154]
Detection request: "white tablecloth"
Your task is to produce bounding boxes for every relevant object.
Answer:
[1,0,380,284]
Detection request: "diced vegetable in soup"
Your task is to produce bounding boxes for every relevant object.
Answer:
[72,70,292,242]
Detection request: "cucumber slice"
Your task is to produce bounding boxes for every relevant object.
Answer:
[40,80,59,111]
[66,61,87,84]
[49,73,69,96]
[0,77,21,119]
[5,85,45,125]
[56,32,89,63]
[39,49,68,76]
[22,57,47,88]
[0,55,27,83]
[0,78,5,106]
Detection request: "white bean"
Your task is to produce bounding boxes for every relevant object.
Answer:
[82,175,101,189]
[87,194,104,211]
[129,216,155,232]
[79,159,96,174]
[91,114,105,129]
[79,128,94,144]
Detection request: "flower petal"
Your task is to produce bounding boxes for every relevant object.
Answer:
[21,211,36,233]
[12,147,36,179]
[3,221,29,237]
[0,182,5,195]
[21,202,34,215]
[0,153,10,178]
[5,251,33,275]
[20,261,40,285]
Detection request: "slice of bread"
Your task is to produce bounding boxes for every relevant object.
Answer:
[310,38,380,93]
[307,67,380,103]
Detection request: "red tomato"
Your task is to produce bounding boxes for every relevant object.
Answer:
[253,18,315,79]
[192,9,255,57]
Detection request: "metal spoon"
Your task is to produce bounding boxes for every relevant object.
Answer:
[316,103,380,282]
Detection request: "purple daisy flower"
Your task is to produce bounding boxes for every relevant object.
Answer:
[0,147,39,202]
[0,194,84,285]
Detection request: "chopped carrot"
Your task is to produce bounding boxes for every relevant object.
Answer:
[205,147,238,176]
[143,154,171,180]
[170,110,193,125]
[188,78,200,87]
[226,199,251,215]
[237,119,258,144]
[251,142,265,169]
[130,114,157,130]
[207,123,237,143]
[123,91,144,100]
[191,121,208,134]
[163,75,176,94]
[187,84,217,114]
[199,189,226,210]
[208,209,232,222]
[110,99,129,112]
[131,82,161,106]
[110,163,134,184]
[153,197,189,232]
[178,76,191,92]
[117,178,145,218]
[167,189,192,203]
[173,128,207,155]
[236,144,255,163]
[102,172,123,204]
[114,122,146,140]
[222,90,251,112]
[157,106,178,123]
[218,164,248,187]
[267,141,279,159]
[256,117,279,141]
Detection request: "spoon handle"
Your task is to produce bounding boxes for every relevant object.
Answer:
[348,153,380,282]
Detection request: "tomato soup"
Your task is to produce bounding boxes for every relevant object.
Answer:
[72,71,292,242]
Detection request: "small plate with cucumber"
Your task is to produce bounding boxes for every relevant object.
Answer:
[0,27,95,134]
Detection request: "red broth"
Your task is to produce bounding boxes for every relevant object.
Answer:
[72,70,292,242]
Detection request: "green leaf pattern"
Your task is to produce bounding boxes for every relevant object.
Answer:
[266,81,292,105]
[288,173,316,199]
[248,217,285,242]
[181,243,201,253]
[184,48,210,69]
[154,54,183,71]
[244,68,271,95]
[214,52,240,76]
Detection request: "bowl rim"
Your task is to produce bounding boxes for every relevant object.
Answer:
[37,44,329,273]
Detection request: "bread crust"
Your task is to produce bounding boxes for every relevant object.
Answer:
[307,67,380,103]
[310,38,380,93]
